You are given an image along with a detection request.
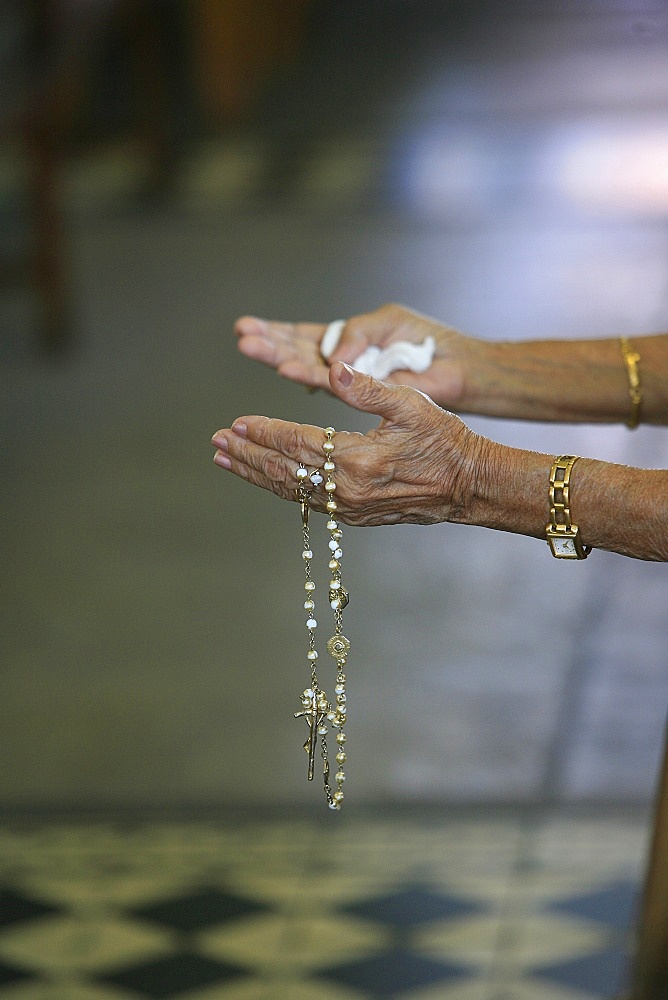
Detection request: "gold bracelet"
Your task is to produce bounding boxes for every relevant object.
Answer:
[619,337,642,429]
[546,455,591,559]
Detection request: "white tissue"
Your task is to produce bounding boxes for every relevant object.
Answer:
[320,320,346,360]
[320,320,435,379]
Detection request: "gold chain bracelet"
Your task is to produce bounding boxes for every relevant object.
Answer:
[294,427,349,810]
[619,337,642,429]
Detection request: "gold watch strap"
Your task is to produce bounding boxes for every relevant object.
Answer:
[546,455,591,559]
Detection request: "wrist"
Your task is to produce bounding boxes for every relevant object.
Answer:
[447,437,553,541]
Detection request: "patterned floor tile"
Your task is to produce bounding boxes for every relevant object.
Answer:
[199,913,385,974]
[414,916,504,965]
[0,890,63,929]
[0,915,172,975]
[0,817,643,1000]
[529,948,631,999]
[95,951,251,999]
[545,879,639,932]
[340,885,487,930]
[497,982,610,1000]
[314,948,476,998]
[504,915,612,966]
[0,963,34,993]
[129,887,273,933]
[0,985,133,1000]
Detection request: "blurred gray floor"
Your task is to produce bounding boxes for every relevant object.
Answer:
[2,0,668,813]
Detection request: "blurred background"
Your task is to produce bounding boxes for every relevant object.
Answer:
[1,2,667,998]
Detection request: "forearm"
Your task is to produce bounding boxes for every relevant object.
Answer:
[458,334,668,425]
[456,442,668,561]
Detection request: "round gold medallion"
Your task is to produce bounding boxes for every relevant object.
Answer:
[327,634,351,659]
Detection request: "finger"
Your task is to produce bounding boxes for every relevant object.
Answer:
[211,424,301,498]
[327,320,370,366]
[226,415,325,467]
[235,316,325,365]
[277,358,333,391]
[329,362,434,425]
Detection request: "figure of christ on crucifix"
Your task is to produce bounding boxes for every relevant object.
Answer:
[294,688,329,781]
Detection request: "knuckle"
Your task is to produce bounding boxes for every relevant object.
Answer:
[281,426,302,460]
[262,452,286,482]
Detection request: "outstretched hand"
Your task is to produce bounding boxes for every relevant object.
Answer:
[212,361,490,528]
[234,303,477,410]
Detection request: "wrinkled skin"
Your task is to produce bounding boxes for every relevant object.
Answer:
[234,302,482,411]
[212,361,490,528]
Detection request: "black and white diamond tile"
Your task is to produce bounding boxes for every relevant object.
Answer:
[0,816,643,999]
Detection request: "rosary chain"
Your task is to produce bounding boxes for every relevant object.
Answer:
[294,426,348,810]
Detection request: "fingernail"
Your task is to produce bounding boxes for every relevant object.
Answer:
[232,422,247,438]
[214,452,231,469]
[337,363,354,387]
[211,434,228,450]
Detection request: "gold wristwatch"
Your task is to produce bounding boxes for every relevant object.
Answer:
[546,455,591,559]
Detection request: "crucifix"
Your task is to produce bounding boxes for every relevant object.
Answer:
[294,689,328,781]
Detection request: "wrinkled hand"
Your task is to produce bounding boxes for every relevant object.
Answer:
[212,361,489,527]
[234,302,476,409]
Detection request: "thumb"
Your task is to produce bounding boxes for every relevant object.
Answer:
[329,361,420,424]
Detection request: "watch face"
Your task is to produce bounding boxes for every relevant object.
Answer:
[552,536,577,557]
[547,532,579,559]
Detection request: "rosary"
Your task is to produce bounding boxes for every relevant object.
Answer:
[294,426,349,810]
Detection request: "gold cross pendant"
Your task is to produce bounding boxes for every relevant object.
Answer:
[294,690,327,780]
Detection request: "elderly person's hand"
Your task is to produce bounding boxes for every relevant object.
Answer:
[234,303,481,410]
[235,303,668,426]
[212,361,490,527]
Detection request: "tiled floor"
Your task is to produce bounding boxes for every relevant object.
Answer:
[0,811,647,999]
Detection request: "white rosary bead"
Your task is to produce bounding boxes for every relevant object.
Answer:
[329,559,340,571]
[334,547,343,559]
[326,500,338,512]
[306,618,317,629]
[336,751,346,763]
[296,466,308,480]
[330,579,341,590]
[307,650,318,660]
[328,539,339,551]
[304,581,316,591]
[335,771,346,782]
[324,461,335,472]
[326,519,338,530]
[325,481,337,492]
[330,599,340,609]
[302,549,313,560]
[304,599,314,610]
